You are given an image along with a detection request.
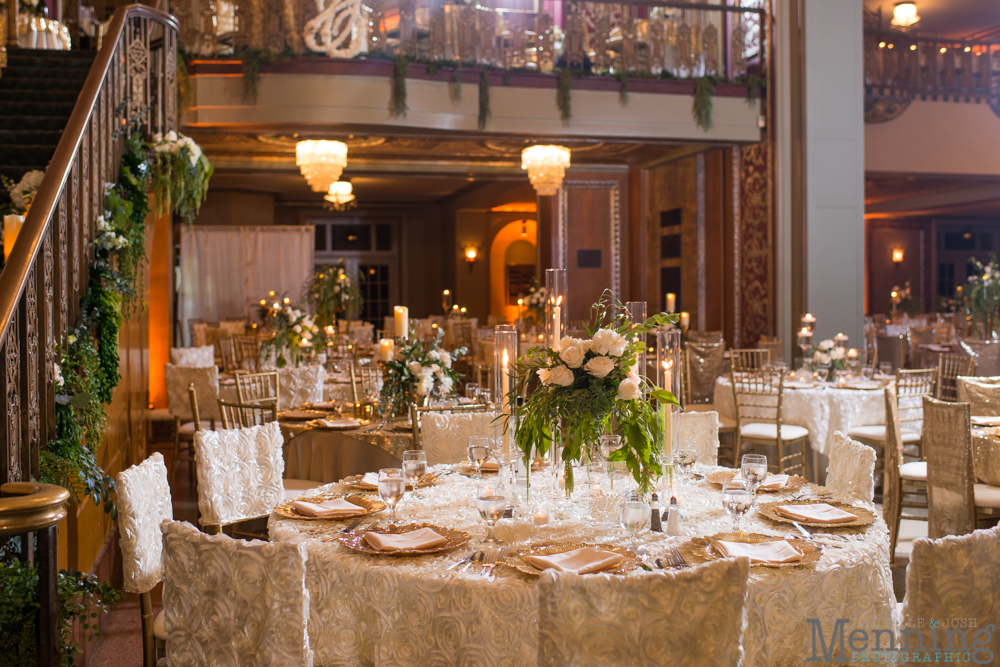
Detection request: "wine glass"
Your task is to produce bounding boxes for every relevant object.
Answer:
[402,450,428,499]
[476,480,508,544]
[722,478,753,533]
[600,434,622,490]
[479,389,492,406]
[376,395,393,429]
[378,468,406,524]
[675,441,698,483]
[617,492,650,554]
[878,361,893,379]
[467,436,490,478]
[861,364,874,382]
[465,383,480,400]
[741,453,768,505]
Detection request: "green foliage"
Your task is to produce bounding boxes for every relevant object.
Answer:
[82,271,122,405]
[449,68,462,103]
[177,52,193,114]
[965,257,1000,338]
[302,260,363,327]
[56,569,121,666]
[693,76,716,130]
[478,70,491,131]
[239,48,281,103]
[615,71,629,107]
[149,132,213,225]
[740,73,767,103]
[114,132,152,312]
[556,68,573,124]
[379,330,467,416]
[390,56,409,118]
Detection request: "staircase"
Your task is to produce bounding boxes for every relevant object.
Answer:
[0,49,96,209]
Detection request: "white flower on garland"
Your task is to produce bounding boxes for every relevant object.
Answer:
[9,169,45,213]
[53,362,64,388]
[93,215,128,252]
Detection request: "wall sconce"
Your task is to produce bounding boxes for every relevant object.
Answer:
[891,247,904,264]
[464,245,479,271]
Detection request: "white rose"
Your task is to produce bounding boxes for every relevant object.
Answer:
[408,362,422,375]
[627,368,641,384]
[559,336,591,353]
[53,363,64,388]
[439,351,452,368]
[440,376,454,394]
[583,355,615,378]
[416,375,433,395]
[292,324,302,333]
[536,368,551,385]
[165,130,178,142]
[428,350,440,361]
[818,353,831,365]
[152,132,163,143]
[549,365,575,387]
[617,378,641,400]
[590,328,616,355]
[819,339,835,351]
[831,347,846,360]
[608,335,628,357]
[559,345,586,369]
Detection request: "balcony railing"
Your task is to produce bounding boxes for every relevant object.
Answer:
[174,0,766,82]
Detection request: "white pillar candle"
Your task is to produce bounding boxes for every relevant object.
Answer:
[501,349,510,456]
[801,313,816,331]
[834,333,849,348]
[679,312,690,329]
[533,510,549,526]
[665,293,676,314]
[663,370,673,458]
[552,305,561,350]
[394,306,409,338]
[379,339,394,362]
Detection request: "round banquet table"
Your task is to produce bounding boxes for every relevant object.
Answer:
[269,465,897,667]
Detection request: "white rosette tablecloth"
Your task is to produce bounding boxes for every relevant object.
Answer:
[270,466,897,666]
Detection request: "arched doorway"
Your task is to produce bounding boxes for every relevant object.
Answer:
[489,219,537,321]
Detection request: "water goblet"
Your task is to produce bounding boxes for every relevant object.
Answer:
[878,361,893,378]
[476,481,508,544]
[721,478,753,533]
[600,434,622,490]
[376,395,393,429]
[741,453,768,504]
[378,468,406,524]
[467,436,490,478]
[675,441,698,483]
[402,450,428,499]
[861,365,874,382]
[465,383,480,400]
[479,389,492,406]
[618,492,650,554]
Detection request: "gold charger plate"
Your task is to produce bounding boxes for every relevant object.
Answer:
[687,532,822,569]
[280,408,328,421]
[704,469,807,493]
[756,499,876,529]
[453,461,548,477]
[306,418,361,431]
[502,542,641,576]
[340,473,439,491]
[273,493,386,520]
[337,522,469,556]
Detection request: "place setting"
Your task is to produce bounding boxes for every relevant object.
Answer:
[273,493,386,521]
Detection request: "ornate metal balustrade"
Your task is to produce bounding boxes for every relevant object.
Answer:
[176,0,765,81]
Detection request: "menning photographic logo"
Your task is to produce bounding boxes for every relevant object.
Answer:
[806,618,995,664]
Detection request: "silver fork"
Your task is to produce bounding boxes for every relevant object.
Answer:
[481,547,510,579]
[668,546,689,569]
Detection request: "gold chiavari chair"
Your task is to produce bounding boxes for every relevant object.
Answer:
[730,369,808,475]
[907,325,938,368]
[218,337,238,372]
[235,370,279,405]
[350,364,382,403]
[883,384,927,560]
[219,400,278,429]
[758,339,785,366]
[730,348,769,372]
[233,334,262,371]
[936,354,977,402]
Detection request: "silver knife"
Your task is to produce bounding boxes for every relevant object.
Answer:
[792,521,813,539]
[340,518,363,533]
[446,554,474,571]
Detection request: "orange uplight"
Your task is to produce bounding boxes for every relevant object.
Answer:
[491,202,537,213]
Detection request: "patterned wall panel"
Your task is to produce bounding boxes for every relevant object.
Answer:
[739,143,771,348]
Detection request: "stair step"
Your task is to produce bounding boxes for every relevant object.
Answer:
[0,77,94,93]
[5,51,97,70]
[0,116,69,131]
[0,101,76,117]
[0,129,64,145]
[0,66,90,81]
[0,145,58,167]
[0,89,80,104]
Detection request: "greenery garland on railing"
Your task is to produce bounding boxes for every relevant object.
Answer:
[478,70,491,130]
[693,76,716,130]
[149,131,213,225]
[390,55,409,119]
[556,68,573,124]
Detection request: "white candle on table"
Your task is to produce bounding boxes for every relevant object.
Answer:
[679,312,690,329]
[834,333,848,348]
[663,369,673,458]
[801,313,816,331]
[379,339,394,362]
[394,306,409,338]
[501,349,510,456]
[552,305,561,350]
[533,511,549,526]
[665,293,676,314]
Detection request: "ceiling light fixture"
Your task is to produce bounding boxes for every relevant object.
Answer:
[296,140,348,193]
[521,145,571,196]
[891,2,920,28]
[324,180,357,211]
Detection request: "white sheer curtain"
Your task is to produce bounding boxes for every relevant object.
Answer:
[179,226,313,343]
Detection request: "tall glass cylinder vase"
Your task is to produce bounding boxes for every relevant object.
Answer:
[657,329,682,495]
[494,325,518,459]
[545,268,567,350]
[626,301,648,391]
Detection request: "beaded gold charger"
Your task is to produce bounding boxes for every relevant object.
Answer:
[305,418,361,431]
[687,532,822,569]
[337,522,470,556]
[756,499,876,529]
[453,461,548,477]
[280,408,329,421]
[273,493,386,520]
[339,473,439,491]
[502,543,641,576]
[704,469,807,493]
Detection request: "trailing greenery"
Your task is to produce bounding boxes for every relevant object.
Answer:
[0,560,121,667]
[302,260,363,328]
[115,133,152,312]
[556,68,573,124]
[149,131,213,225]
[450,68,462,104]
[177,51,193,114]
[615,71,629,107]
[693,76,716,130]
[238,48,282,103]
[82,272,122,405]
[390,55,409,118]
[478,70,491,130]
[740,73,767,103]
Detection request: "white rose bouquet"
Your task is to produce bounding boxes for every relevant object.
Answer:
[149,130,212,225]
[303,259,363,327]
[2,169,45,214]
[259,299,322,368]
[811,338,847,372]
[379,329,467,415]
[507,291,678,492]
[521,278,547,327]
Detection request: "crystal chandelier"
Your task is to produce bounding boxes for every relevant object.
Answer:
[324,180,356,211]
[521,145,571,196]
[295,140,348,193]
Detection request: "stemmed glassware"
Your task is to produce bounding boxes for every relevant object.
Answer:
[721,478,753,533]
[741,454,768,507]
[378,468,406,524]
[675,439,698,484]
[376,395,393,430]
[467,436,491,478]
[465,383,480,401]
[600,434,621,490]
[476,480,508,544]
[617,491,650,554]
[402,450,428,499]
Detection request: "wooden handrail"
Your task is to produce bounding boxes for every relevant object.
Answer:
[0,482,69,534]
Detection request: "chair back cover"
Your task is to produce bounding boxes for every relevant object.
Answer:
[956,376,1000,416]
[677,411,720,466]
[170,345,215,368]
[936,354,977,401]
[923,396,976,539]
[883,385,905,558]
[165,364,220,421]
[537,558,749,667]
[825,431,876,502]
[687,330,725,345]
[194,422,285,526]
[959,339,1000,377]
[160,520,313,666]
[875,334,907,373]
[278,365,324,411]
[420,411,498,466]
[116,452,173,594]
[683,342,725,405]
[901,524,1000,661]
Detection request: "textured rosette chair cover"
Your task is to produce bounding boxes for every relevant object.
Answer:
[678,410,721,466]
[420,411,498,466]
[165,364,221,426]
[169,345,215,368]
[900,525,1000,663]
[159,520,313,667]
[117,452,173,594]
[826,431,876,502]
[278,365,324,411]
[537,557,749,667]
[194,422,285,527]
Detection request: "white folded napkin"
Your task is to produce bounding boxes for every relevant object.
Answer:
[292,498,365,519]
[364,527,448,552]
[317,418,360,429]
[351,472,380,489]
[311,401,339,410]
[733,472,788,490]
[972,416,1000,427]
[783,381,815,389]
[523,547,624,574]
[715,539,802,564]
[774,503,856,524]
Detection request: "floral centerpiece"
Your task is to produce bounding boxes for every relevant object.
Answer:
[379,330,466,415]
[303,260,363,328]
[811,338,847,374]
[259,301,322,368]
[520,277,547,327]
[506,292,677,493]
[889,281,919,318]
[149,131,213,225]
[965,258,1000,339]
